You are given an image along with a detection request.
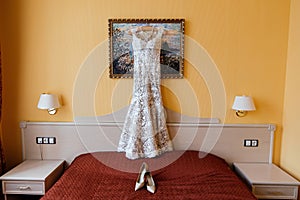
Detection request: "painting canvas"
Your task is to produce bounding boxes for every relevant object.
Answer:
[109,19,185,78]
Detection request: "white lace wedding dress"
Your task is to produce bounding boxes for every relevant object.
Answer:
[118,26,173,159]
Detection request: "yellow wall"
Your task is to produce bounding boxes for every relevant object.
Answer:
[281,0,300,180]
[0,0,290,169]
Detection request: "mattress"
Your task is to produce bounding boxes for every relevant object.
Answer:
[41,151,256,200]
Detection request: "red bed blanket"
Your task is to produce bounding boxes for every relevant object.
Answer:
[41,151,256,200]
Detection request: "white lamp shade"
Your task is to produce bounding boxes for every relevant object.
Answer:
[37,94,61,110]
[232,96,256,111]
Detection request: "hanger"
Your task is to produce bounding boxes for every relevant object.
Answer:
[138,25,155,32]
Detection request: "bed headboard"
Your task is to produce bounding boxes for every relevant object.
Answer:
[20,107,276,165]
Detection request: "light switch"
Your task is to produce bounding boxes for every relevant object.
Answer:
[244,140,251,147]
[49,137,56,144]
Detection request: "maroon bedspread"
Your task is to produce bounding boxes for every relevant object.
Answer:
[41,151,256,200]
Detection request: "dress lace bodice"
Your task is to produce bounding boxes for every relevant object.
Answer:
[131,27,162,50]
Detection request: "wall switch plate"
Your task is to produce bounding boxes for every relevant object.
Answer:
[244,139,259,147]
[36,137,56,144]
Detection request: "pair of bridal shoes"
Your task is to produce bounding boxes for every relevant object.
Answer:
[135,162,156,193]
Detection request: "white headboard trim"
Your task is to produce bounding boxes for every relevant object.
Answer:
[20,121,275,129]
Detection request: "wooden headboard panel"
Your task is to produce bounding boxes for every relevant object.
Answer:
[20,108,276,165]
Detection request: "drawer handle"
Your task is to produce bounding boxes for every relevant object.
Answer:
[18,185,31,190]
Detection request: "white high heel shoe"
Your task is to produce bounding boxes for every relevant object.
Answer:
[145,172,156,194]
[135,162,148,191]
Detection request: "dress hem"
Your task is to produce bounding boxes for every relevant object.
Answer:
[117,143,173,160]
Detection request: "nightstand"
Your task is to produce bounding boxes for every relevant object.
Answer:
[234,163,300,200]
[0,159,64,200]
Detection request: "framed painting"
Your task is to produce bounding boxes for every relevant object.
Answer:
[108,19,185,78]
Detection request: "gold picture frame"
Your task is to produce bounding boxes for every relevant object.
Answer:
[108,18,185,79]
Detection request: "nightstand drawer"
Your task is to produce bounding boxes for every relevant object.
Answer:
[3,181,45,195]
[253,185,298,199]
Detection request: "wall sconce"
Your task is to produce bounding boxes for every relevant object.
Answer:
[37,93,61,115]
[232,95,256,117]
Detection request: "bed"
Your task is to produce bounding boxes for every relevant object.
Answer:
[41,151,256,200]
